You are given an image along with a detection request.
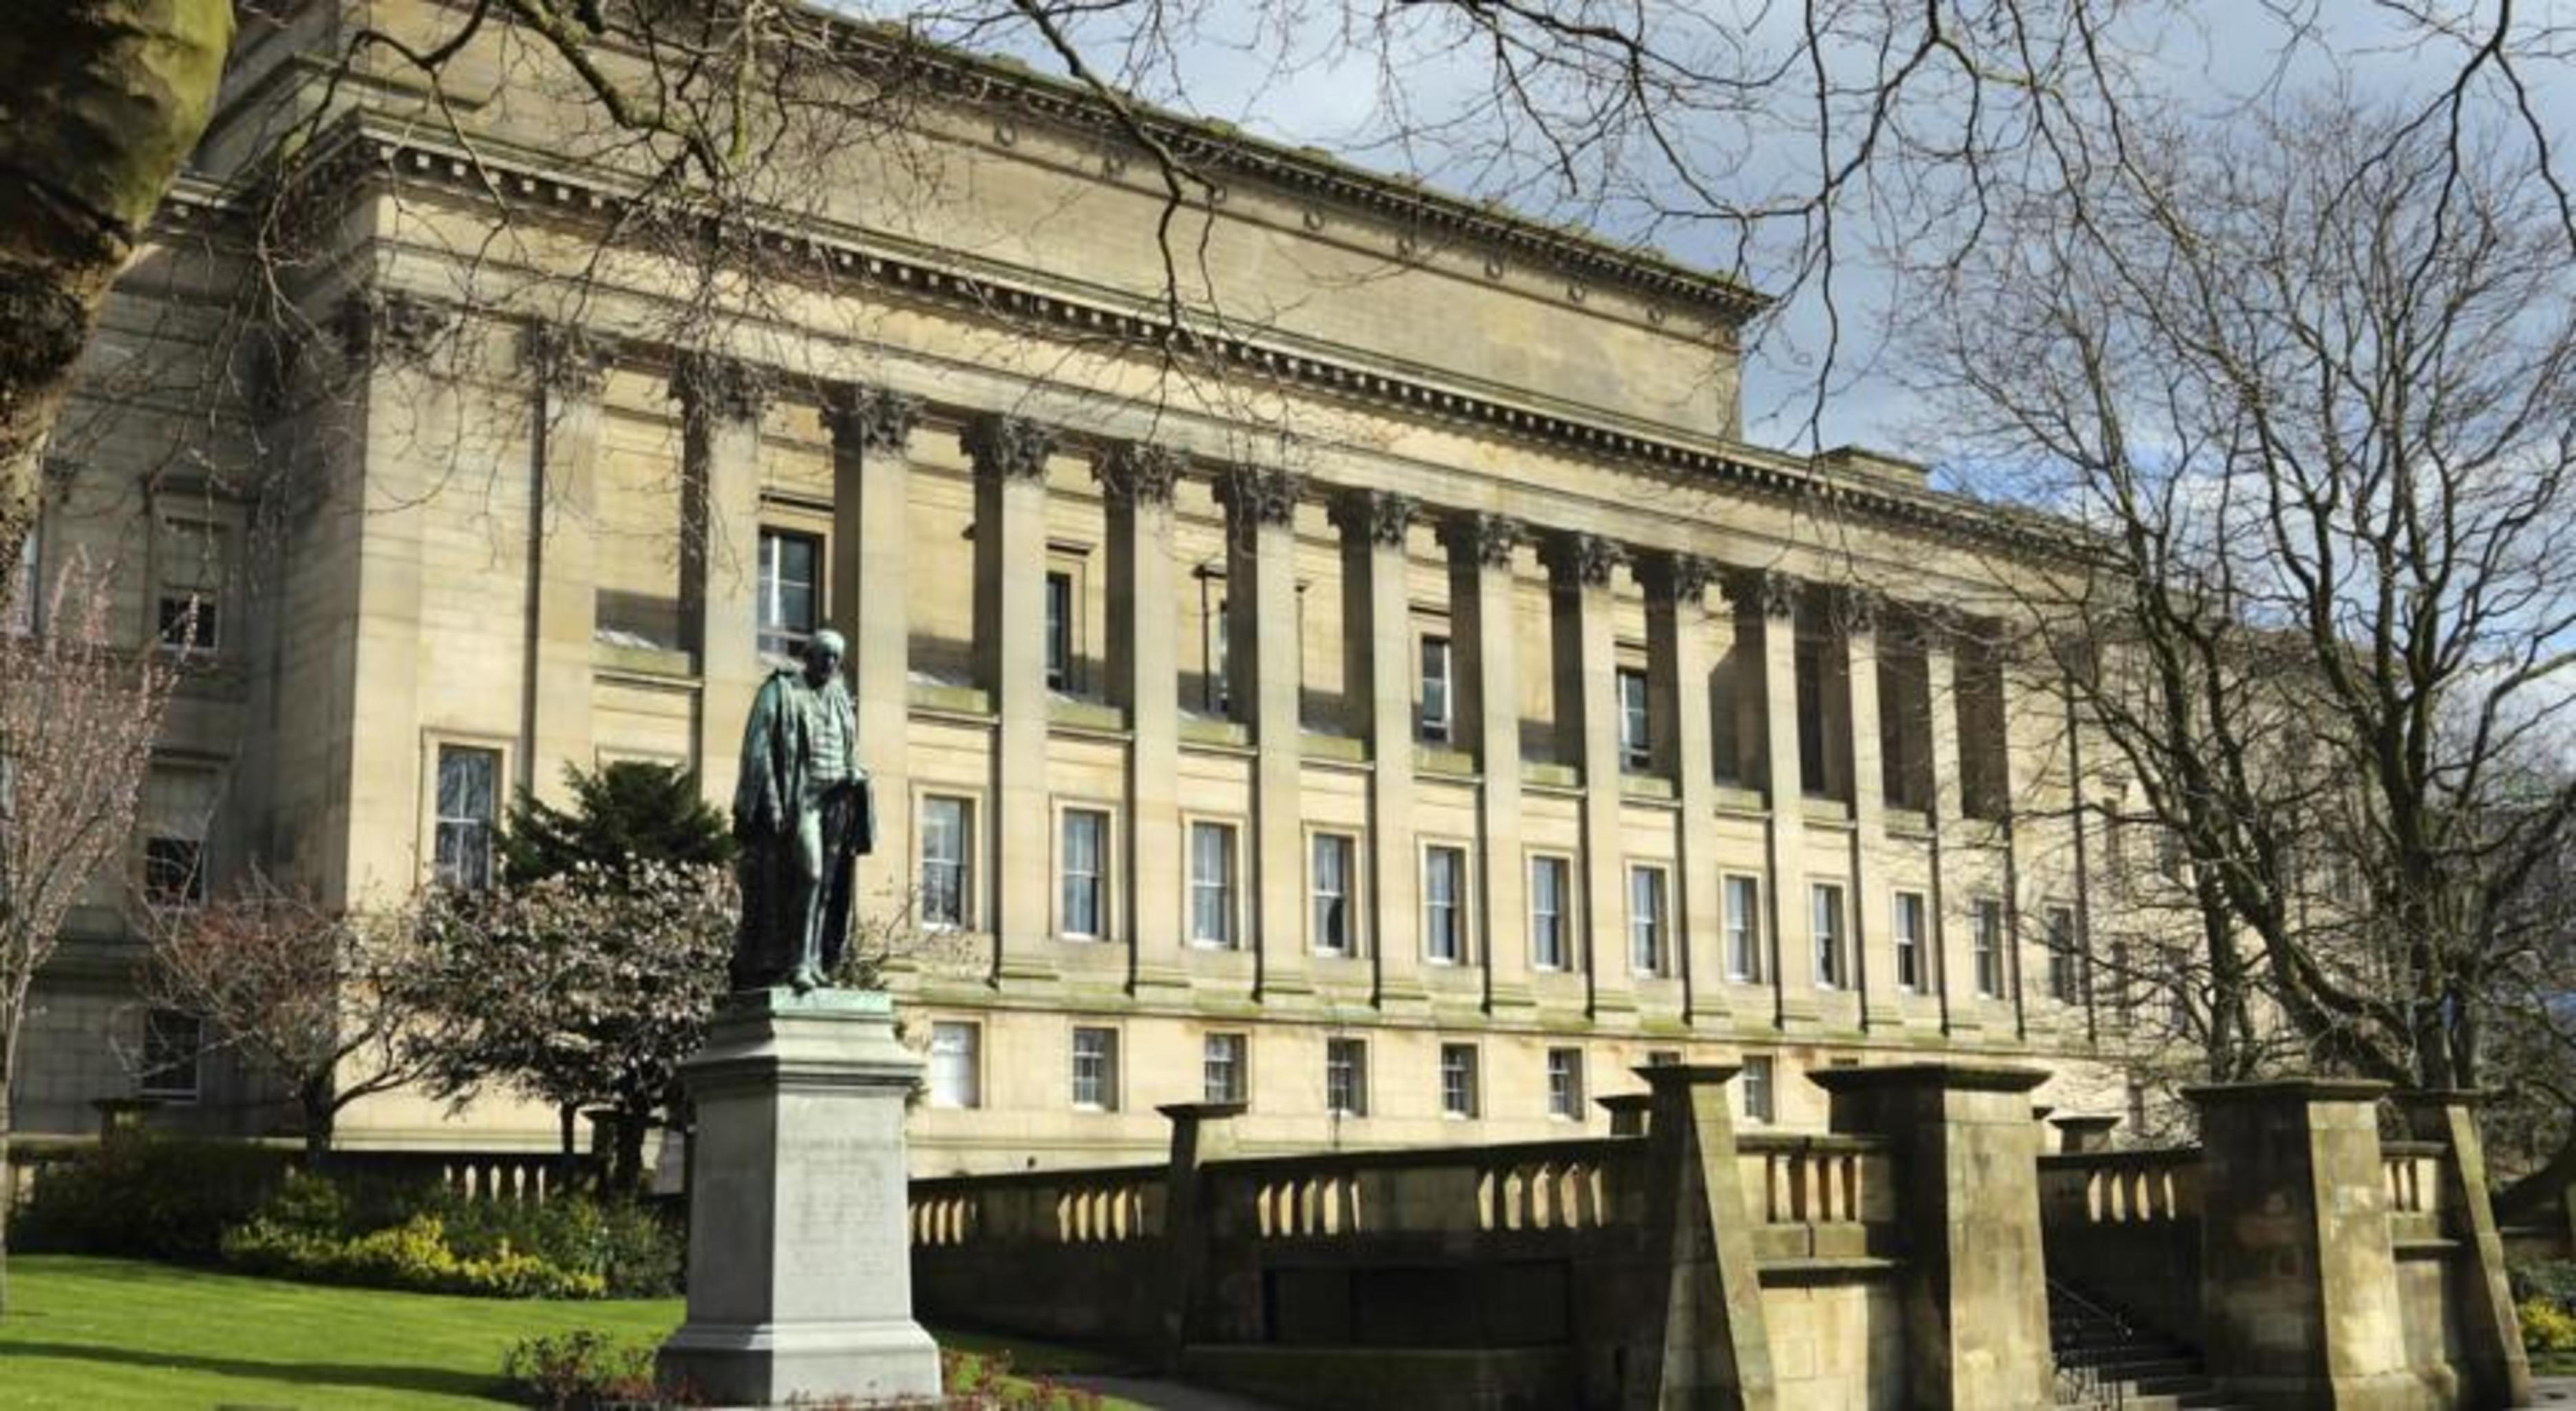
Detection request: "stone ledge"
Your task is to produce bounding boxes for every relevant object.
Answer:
[1807,1061,2050,1094]
[2180,1076,2394,1105]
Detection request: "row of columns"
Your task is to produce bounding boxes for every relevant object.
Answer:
[526,348,2022,1032]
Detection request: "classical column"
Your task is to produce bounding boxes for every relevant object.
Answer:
[1756,571,1813,1028]
[1545,531,1635,1023]
[1099,443,1189,999]
[965,414,1056,986]
[1445,512,1532,1016]
[1840,588,1894,1030]
[1921,613,1970,1035]
[673,354,767,803]
[1643,552,1727,1028]
[824,385,919,914]
[1331,489,1426,1010]
[524,323,610,805]
[1217,467,1311,1004]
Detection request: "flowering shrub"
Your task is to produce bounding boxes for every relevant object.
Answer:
[224,1211,607,1298]
[2522,1297,2576,1354]
[500,1330,685,1409]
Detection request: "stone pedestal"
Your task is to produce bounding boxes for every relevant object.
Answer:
[2185,1079,2419,1411]
[2391,1090,2534,1411]
[657,989,941,1408]
[1809,1062,2052,1411]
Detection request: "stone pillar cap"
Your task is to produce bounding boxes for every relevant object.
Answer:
[2389,1087,2490,1107]
[2180,1076,2392,1104]
[1807,1061,2049,1094]
[1632,1061,1744,1087]
[1596,1093,1655,1113]
[1158,1101,1248,1122]
[2050,1114,2122,1132]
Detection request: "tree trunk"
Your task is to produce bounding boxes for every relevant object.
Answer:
[299,1074,334,1167]
[1,1057,15,1320]
[0,0,233,624]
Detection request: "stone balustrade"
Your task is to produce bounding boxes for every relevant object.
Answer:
[2039,1145,2202,1226]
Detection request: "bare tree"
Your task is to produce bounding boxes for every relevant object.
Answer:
[0,553,185,1315]
[134,865,432,1162]
[1916,94,2576,1096]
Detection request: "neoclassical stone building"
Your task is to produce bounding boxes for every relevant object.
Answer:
[16,0,2149,1172]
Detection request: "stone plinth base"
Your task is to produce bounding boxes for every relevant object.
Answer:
[657,988,941,1408]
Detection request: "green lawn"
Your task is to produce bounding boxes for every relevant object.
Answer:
[0,1255,1137,1409]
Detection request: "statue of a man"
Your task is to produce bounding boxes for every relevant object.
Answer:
[730,629,874,992]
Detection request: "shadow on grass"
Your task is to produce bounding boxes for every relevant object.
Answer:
[0,1339,499,1399]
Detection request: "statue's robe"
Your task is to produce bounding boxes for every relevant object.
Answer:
[730,668,875,989]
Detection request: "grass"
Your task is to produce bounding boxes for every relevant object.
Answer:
[0,1255,1140,1409]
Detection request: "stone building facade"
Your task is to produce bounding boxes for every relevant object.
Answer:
[15,0,2145,1172]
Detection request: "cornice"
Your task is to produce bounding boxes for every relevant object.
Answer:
[262,118,2072,563]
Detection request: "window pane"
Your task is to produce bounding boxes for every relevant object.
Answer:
[922,798,970,928]
[434,747,500,891]
[1725,876,1762,981]
[140,1010,202,1100]
[929,1023,980,1110]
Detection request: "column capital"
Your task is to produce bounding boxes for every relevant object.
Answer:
[337,288,451,368]
[1096,441,1186,505]
[1327,488,1416,546]
[1540,530,1628,587]
[1759,568,1800,620]
[1215,466,1301,527]
[670,352,767,423]
[524,321,614,398]
[822,385,921,453]
[1437,511,1526,569]
[1639,550,1719,607]
[1833,585,1880,638]
[962,414,1056,481]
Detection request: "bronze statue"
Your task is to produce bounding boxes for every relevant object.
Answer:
[730,629,874,992]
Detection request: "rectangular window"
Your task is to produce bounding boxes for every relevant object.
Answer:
[433,745,500,891]
[1326,1038,1368,1118]
[1423,845,1466,964]
[1438,1043,1480,1118]
[1617,666,1652,771]
[1059,807,1108,940]
[1310,832,1356,955]
[1045,570,1075,691]
[1419,635,1452,743]
[921,796,974,930]
[1742,1054,1776,1124]
[2045,905,2080,1003]
[1974,899,2006,998]
[756,527,821,659]
[1546,1048,1585,1120]
[143,837,205,909]
[1811,882,1846,988]
[1189,821,1238,947]
[1893,891,1928,993]
[1724,874,1763,982]
[1070,1026,1119,1110]
[1203,1032,1248,1105]
[156,519,226,652]
[927,1022,981,1110]
[1529,855,1571,970]
[139,1010,202,1101]
[1628,865,1669,976]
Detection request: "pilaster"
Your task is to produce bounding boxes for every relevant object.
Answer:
[524,323,609,805]
[1445,512,1533,1017]
[825,385,919,915]
[1643,552,1727,1030]
[1756,571,1815,1028]
[1100,443,1189,999]
[966,414,1057,987]
[1548,531,1635,1025]
[672,354,767,808]
[1219,468,1312,1006]
[1332,489,1426,1011]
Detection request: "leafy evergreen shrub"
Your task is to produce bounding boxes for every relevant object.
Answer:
[14,1136,291,1260]
[223,1211,607,1297]
[500,1330,685,1409]
[220,1171,681,1297]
